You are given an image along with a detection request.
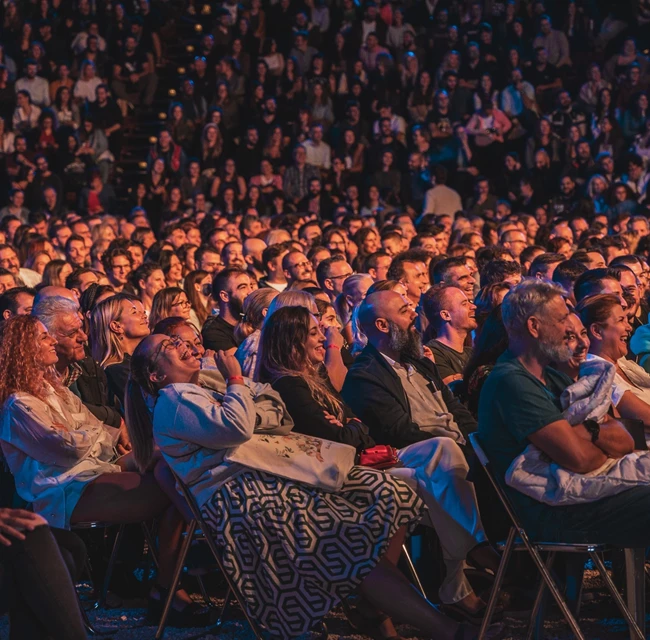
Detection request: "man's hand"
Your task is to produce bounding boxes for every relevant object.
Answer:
[0,509,46,546]
[117,419,132,455]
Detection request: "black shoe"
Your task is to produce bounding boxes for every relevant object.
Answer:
[146,588,214,628]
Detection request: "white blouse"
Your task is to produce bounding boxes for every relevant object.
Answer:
[0,385,121,529]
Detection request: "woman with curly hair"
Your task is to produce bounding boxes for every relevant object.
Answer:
[0,316,206,626]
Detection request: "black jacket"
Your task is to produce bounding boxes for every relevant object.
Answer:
[341,343,477,449]
[272,375,375,452]
[68,357,122,428]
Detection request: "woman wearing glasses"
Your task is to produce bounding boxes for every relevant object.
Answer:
[126,332,476,640]
[149,287,193,331]
[0,316,207,628]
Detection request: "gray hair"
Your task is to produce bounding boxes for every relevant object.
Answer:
[501,279,565,339]
[31,296,80,334]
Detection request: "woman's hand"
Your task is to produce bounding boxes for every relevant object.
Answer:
[117,419,132,455]
[324,326,344,350]
[0,509,46,546]
[323,412,343,428]
[216,350,243,380]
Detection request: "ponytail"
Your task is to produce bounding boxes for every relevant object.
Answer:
[124,342,158,473]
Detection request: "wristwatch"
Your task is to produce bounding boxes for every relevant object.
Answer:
[583,419,600,444]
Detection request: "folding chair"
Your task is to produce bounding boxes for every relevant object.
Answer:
[154,518,217,640]
[469,433,645,640]
[161,470,267,640]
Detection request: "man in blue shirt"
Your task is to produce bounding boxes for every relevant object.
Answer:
[478,279,650,546]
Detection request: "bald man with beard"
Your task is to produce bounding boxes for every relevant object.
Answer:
[341,290,499,618]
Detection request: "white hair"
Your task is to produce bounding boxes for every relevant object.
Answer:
[31,296,80,334]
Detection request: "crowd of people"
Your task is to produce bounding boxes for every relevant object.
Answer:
[2,0,650,637]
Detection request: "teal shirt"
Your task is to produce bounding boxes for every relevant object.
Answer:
[477,350,573,523]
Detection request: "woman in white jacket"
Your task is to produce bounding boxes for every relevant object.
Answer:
[126,332,476,640]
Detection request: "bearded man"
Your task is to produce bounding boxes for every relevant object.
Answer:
[342,290,476,446]
[341,289,500,620]
[479,280,650,548]
[202,268,253,353]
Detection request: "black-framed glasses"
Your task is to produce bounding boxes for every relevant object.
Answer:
[150,335,183,369]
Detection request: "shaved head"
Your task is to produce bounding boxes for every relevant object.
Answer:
[358,291,409,336]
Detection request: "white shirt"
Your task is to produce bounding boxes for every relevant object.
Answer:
[0,386,121,529]
[303,139,332,170]
[74,77,103,103]
[423,184,463,215]
[15,76,50,107]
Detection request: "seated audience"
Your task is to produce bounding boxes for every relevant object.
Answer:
[126,333,476,639]
[260,305,499,623]
[478,280,650,547]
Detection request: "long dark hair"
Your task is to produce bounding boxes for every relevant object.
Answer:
[461,305,508,405]
[124,336,159,473]
[259,306,344,420]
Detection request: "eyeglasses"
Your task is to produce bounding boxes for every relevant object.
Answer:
[150,335,184,369]
[329,271,355,280]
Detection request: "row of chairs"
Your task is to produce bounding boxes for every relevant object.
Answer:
[82,440,648,639]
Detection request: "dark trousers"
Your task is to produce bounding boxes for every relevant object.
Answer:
[1,525,87,640]
[531,485,650,547]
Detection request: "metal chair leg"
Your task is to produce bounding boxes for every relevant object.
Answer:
[625,548,646,640]
[591,552,644,640]
[523,539,585,640]
[100,524,125,608]
[215,587,232,628]
[479,527,516,640]
[401,544,426,597]
[141,521,160,570]
[525,551,555,640]
[196,574,212,608]
[155,520,197,640]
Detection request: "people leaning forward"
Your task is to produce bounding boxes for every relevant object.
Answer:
[126,332,478,640]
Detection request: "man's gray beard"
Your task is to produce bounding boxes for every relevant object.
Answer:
[539,338,573,365]
[388,321,423,360]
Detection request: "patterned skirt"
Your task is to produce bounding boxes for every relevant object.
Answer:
[201,466,424,638]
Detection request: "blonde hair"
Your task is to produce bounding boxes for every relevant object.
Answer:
[234,287,278,344]
[90,293,139,367]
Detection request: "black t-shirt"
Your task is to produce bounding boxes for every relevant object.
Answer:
[526,62,559,88]
[426,339,473,380]
[116,50,147,80]
[201,314,237,352]
[89,99,123,132]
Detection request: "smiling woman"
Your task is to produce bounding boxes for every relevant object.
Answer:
[89,293,151,408]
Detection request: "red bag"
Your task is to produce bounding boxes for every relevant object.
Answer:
[359,445,400,470]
